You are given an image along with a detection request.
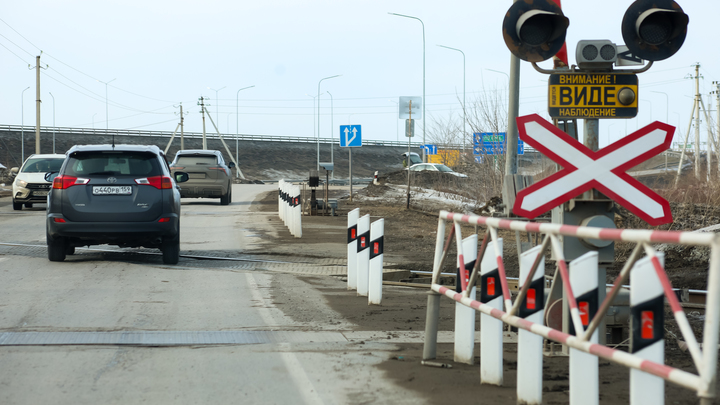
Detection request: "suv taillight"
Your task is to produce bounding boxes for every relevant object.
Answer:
[135,176,173,189]
[53,175,90,189]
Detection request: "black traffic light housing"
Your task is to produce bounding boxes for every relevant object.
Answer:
[502,0,569,62]
[621,0,689,61]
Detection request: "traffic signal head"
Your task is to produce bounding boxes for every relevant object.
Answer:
[576,40,617,70]
[502,0,569,62]
[621,0,689,61]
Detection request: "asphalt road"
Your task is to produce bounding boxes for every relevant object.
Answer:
[0,184,425,405]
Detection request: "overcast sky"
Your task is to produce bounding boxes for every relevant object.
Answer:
[1,0,717,148]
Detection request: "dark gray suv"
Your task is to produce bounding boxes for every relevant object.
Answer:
[46,145,188,264]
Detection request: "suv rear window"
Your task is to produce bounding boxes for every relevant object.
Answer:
[175,156,217,165]
[64,152,162,177]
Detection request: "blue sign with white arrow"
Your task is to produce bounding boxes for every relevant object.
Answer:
[340,125,362,147]
[421,144,438,155]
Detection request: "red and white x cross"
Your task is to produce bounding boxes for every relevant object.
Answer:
[513,114,674,226]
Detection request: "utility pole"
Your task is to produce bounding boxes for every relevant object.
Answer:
[180,104,185,150]
[693,64,701,179]
[198,97,208,150]
[714,81,720,175]
[30,55,47,154]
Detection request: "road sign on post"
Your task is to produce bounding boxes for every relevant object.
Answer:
[512,114,674,226]
[473,133,524,155]
[398,97,422,119]
[339,125,362,147]
[421,144,438,155]
[548,73,638,119]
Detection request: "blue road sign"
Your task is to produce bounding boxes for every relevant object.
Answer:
[421,144,438,155]
[340,125,362,147]
[473,132,524,155]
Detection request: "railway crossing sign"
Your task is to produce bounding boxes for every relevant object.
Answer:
[340,125,362,147]
[512,114,674,226]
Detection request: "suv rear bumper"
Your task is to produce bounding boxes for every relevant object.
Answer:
[47,214,179,247]
[179,184,227,198]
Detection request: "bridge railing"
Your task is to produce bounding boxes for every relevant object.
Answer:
[0,125,421,148]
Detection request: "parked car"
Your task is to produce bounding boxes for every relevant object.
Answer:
[407,163,468,178]
[169,150,235,205]
[45,145,188,264]
[401,152,423,168]
[10,153,67,210]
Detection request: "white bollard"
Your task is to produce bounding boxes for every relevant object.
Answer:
[517,245,546,405]
[356,214,371,296]
[480,238,503,386]
[569,252,599,405]
[454,234,477,365]
[278,180,284,221]
[294,185,302,238]
[347,208,360,290]
[368,218,384,305]
[373,171,379,185]
[630,254,665,405]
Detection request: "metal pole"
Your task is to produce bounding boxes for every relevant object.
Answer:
[99,78,116,132]
[328,91,334,180]
[180,104,184,150]
[208,86,226,131]
[388,13,425,161]
[438,45,466,152]
[235,85,255,179]
[21,86,29,162]
[390,100,399,142]
[694,64,701,179]
[349,148,353,201]
[407,101,412,209]
[49,92,55,153]
[317,75,341,171]
[584,119,599,198]
[505,55,520,178]
[35,55,41,155]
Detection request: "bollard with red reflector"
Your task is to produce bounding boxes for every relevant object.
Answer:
[373,171,379,185]
[569,252,600,405]
[630,253,665,405]
[356,214,371,296]
[368,218,384,305]
[517,245,546,404]
[480,238,503,385]
[347,208,360,290]
[454,234,477,365]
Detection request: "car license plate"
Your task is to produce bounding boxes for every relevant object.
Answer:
[92,186,132,195]
[33,190,48,197]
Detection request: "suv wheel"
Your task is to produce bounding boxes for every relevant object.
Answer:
[12,200,22,211]
[47,232,67,262]
[65,245,75,255]
[161,232,180,265]
[220,186,231,206]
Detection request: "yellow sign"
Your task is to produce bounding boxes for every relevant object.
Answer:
[548,73,638,119]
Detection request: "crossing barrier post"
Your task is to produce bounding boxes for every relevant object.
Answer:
[454,234,477,365]
[368,218,384,305]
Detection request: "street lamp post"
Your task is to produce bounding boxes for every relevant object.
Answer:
[21,86,30,162]
[438,44,466,151]
[307,93,319,158]
[49,92,55,153]
[389,12,425,161]
[651,91,669,123]
[98,78,116,131]
[389,100,399,142]
[317,75,341,171]
[327,91,335,178]
[236,85,255,178]
[208,86,227,131]
[92,113,97,129]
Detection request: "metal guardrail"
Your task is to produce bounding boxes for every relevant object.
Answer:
[0,124,421,148]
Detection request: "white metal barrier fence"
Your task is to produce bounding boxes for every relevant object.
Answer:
[423,210,720,405]
[277,180,301,238]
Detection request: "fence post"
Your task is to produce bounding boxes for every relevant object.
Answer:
[630,253,665,405]
[368,219,384,305]
[517,245,546,404]
[347,208,360,290]
[356,214,371,296]
[455,234,477,365]
[480,238,504,386]
[569,252,599,405]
